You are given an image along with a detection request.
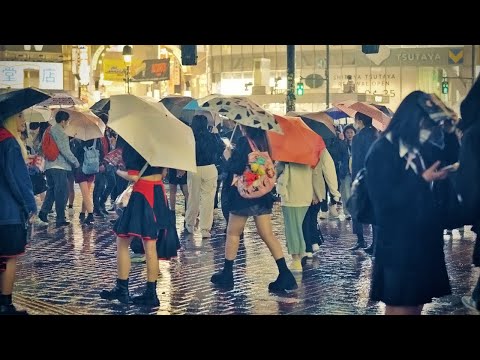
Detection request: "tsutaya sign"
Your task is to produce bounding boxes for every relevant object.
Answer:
[355,47,464,67]
[396,52,442,62]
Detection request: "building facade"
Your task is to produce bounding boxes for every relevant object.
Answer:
[199,45,479,113]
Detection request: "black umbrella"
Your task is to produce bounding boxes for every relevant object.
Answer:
[0,88,51,121]
[90,98,110,114]
[301,117,336,141]
[159,96,193,118]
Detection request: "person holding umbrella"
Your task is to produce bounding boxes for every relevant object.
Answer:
[100,141,169,306]
[100,94,196,307]
[201,96,297,292]
[0,88,50,315]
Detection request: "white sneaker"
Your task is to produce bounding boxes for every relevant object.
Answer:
[201,230,211,238]
[312,244,320,252]
[329,205,339,218]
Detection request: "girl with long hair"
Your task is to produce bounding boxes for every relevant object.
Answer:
[365,91,457,315]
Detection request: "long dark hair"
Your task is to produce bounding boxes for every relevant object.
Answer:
[243,126,270,153]
[191,115,209,137]
[383,90,429,148]
[191,115,217,161]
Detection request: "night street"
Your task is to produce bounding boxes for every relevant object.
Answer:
[12,186,479,315]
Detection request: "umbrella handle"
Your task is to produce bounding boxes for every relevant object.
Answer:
[229,124,238,144]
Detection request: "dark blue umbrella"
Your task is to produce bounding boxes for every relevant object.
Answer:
[301,117,336,141]
[325,107,351,120]
[90,98,110,115]
[370,104,394,117]
[0,88,51,121]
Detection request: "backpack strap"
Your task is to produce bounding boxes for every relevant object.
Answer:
[84,138,98,152]
[246,137,258,152]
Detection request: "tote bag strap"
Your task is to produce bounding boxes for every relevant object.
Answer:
[246,137,258,152]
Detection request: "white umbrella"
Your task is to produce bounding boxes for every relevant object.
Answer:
[108,95,196,172]
[25,106,51,122]
[53,108,106,141]
[200,95,282,134]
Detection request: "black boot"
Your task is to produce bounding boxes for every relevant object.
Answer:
[38,211,49,223]
[0,304,28,315]
[211,259,234,289]
[268,271,298,292]
[211,270,234,289]
[0,294,28,315]
[79,212,86,222]
[83,213,94,225]
[268,258,298,293]
[131,281,160,307]
[100,278,129,304]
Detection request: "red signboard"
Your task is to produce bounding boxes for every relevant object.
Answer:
[132,59,170,81]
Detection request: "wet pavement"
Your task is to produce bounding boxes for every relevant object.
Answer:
[13,185,480,315]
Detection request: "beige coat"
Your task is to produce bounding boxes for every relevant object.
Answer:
[276,149,341,207]
[313,149,341,202]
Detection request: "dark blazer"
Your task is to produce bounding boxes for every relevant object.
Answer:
[366,136,451,302]
[351,126,378,179]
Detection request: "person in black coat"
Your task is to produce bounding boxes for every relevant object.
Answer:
[365,90,456,315]
[349,112,378,252]
[456,75,480,312]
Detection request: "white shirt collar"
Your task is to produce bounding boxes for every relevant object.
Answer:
[385,132,419,158]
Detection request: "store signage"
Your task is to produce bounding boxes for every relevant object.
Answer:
[103,58,126,82]
[132,59,170,81]
[0,61,63,89]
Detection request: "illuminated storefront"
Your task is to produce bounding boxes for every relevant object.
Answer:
[201,45,479,113]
